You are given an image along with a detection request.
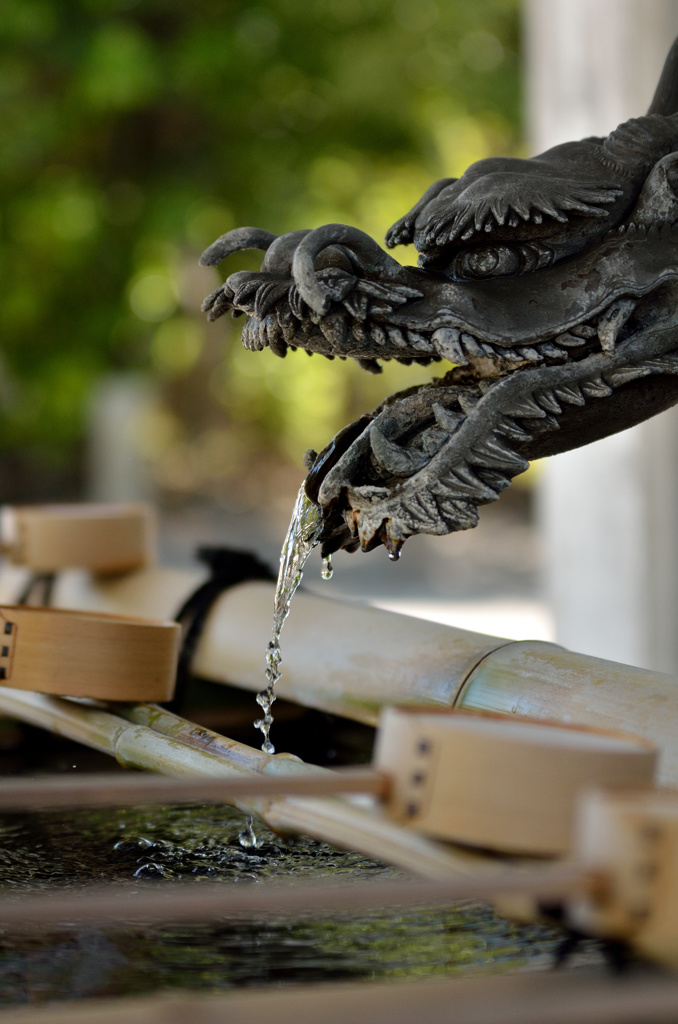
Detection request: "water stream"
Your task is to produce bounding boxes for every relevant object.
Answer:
[255,484,324,757]
[240,485,324,848]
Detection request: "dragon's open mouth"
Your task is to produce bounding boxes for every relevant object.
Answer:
[201,50,678,559]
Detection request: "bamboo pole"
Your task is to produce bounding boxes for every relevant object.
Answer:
[115,701,315,775]
[7,565,678,785]
[0,687,490,881]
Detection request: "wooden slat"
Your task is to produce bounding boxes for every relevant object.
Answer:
[0,866,585,930]
[0,969,678,1024]
[0,767,387,810]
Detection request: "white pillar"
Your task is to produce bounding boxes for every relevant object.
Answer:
[525,0,678,672]
[86,373,157,504]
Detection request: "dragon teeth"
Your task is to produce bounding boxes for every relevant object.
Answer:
[597,298,636,353]
[461,333,486,359]
[555,332,586,348]
[407,329,431,352]
[539,342,567,360]
[381,521,406,561]
[471,440,529,472]
[499,349,525,365]
[266,320,288,357]
[387,326,409,349]
[431,328,469,365]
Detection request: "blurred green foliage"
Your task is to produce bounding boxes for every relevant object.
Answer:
[0,0,521,500]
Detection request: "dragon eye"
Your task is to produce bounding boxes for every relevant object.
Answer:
[451,243,553,281]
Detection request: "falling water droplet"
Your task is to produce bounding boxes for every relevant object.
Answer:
[321,554,333,580]
[238,818,258,849]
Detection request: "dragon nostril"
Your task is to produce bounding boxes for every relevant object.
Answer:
[313,245,355,274]
[261,229,313,274]
[292,223,413,315]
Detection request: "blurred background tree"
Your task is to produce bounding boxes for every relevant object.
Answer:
[0,0,520,514]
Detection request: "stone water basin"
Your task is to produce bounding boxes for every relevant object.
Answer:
[0,702,604,1007]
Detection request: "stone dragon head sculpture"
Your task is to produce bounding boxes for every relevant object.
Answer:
[201,38,678,560]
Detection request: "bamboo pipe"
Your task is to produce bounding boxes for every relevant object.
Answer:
[0,686,487,881]
[456,644,678,787]
[0,565,516,717]
[2,565,677,783]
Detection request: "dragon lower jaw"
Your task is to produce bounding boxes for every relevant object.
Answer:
[307,291,678,559]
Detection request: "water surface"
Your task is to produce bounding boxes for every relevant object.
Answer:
[0,802,587,1005]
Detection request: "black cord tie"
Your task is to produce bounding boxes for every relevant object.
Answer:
[15,572,56,608]
[170,546,275,709]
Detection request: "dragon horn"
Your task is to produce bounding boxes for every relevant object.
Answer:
[648,36,678,116]
[292,223,409,315]
[595,36,678,178]
[199,227,278,267]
